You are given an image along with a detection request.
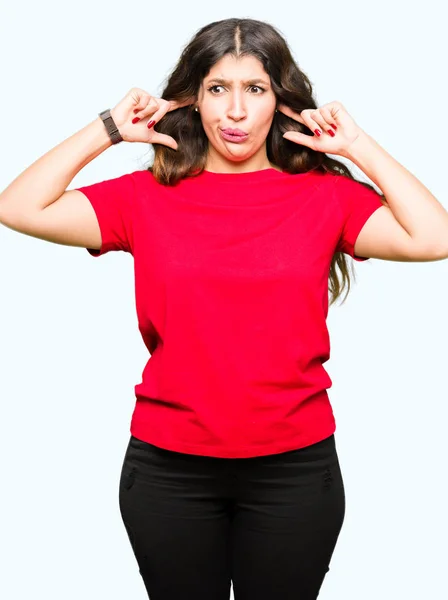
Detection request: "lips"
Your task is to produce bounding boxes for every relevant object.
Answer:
[221,128,248,136]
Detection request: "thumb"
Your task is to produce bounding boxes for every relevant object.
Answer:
[146,104,178,149]
[283,131,315,149]
[150,131,178,151]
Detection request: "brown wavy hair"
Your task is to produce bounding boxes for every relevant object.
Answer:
[144,17,386,306]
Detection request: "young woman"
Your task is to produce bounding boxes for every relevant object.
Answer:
[1,17,446,600]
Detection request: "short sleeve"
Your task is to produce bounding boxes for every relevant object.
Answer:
[74,171,138,257]
[333,175,384,261]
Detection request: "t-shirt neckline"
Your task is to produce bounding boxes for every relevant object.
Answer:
[144,167,318,207]
[201,167,284,181]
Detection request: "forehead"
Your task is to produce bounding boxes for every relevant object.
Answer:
[204,54,268,82]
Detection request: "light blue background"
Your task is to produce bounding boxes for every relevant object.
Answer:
[1,1,447,598]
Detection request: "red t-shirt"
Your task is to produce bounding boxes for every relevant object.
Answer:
[75,167,383,458]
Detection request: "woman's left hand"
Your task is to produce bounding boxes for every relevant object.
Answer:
[278,101,364,157]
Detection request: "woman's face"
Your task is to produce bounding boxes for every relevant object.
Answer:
[196,54,277,170]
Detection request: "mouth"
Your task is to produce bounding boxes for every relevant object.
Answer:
[220,129,249,143]
[221,128,248,136]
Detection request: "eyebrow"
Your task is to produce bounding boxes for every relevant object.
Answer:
[205,77,270,86]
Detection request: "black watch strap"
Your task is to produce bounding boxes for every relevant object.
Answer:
[98,109,123,144]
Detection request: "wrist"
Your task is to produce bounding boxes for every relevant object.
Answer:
[341,129,372,161]
[95,116,114,149]
[98,109,124,145]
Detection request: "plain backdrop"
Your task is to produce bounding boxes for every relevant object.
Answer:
[1,1,447,598]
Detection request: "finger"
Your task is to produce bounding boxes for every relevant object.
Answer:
[282,130,317,150]
[167,96,196,112]
[276,103,305,124]
[131,93,152,117]
[319,106,338,131]
[299,109,325,137]
[145,100,175,129]
[308,109,335,137]
[149,131,178,151]
[136,97,160,121]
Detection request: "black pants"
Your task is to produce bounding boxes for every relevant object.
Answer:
[119,433,345,600]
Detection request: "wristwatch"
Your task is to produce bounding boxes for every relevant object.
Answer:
[98,109,123,144]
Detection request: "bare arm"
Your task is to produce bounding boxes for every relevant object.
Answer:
[0,86,186,249]
[0,117,113,248]
[0,116,112,213]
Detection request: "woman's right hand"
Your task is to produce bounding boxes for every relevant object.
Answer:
[109,87,195,149]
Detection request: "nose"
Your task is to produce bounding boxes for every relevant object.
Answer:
[226,92,247,121]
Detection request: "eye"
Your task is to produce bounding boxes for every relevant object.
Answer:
[250,85,266,94]
[249,85,266,94]
[207,85,266,94]
[207,85,225,94]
